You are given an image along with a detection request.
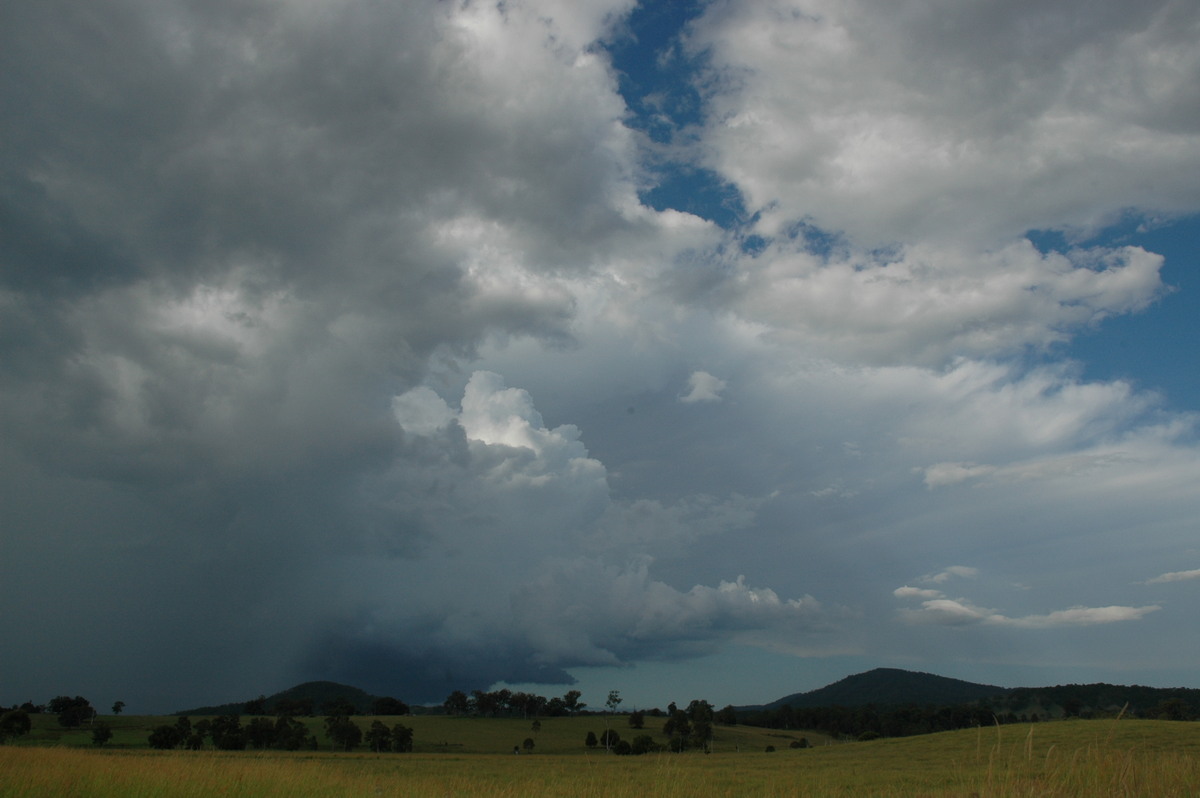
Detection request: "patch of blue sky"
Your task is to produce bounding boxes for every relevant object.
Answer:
[1027,213,1200,412]
[605,0,708,142]
[606,0,761,237]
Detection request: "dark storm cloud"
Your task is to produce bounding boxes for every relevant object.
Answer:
[5,0,1200,714]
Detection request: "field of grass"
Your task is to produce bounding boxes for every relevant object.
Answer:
[3,717,1199,796]
[9,712,832,755]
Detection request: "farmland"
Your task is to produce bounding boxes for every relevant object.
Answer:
[3,715,1200,796]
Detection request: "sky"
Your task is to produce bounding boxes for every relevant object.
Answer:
[2,0,1199,715]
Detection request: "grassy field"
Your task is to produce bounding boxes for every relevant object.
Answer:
[3,717,1199,796]
[8,712,833,754]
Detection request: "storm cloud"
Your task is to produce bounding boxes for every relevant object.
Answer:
[3,0,1200,711]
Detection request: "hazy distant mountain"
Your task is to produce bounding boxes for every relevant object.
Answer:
[755,668,1011,710]
[175,680,388,716]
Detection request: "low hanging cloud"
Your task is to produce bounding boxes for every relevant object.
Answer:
[339,372,827,698]
[680,370,728,403]
[921,566,979,584]
[1145,568,1200,585]
[895,579,1160,629]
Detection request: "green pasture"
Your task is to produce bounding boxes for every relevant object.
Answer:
[3,717,1200,796]
[11,712,831,754]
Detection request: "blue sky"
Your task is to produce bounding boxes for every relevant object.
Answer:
[3,0,1199,714]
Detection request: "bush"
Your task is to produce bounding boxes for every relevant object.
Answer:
[148,725,183,750]
[0,710,32,743]
[631,734,658,755]
[91,722,113,747]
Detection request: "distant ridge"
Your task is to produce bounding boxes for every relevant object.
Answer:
[755,668,1011,710]
[175,680,387,716]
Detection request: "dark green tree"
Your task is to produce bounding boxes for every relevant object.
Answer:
[273,716,311,751]
[627,710,644,729]
[325,715,362,751]
[584,730,598,748]
[245,717,276,749]
[391,723,414,752]
[522,736,535,753]
[0,710,32,743]
[244,695,268,715]
[630,734,657,755]
[209,715,245,750]
[49,696,94,729]
[111,701,125,715]
[91,722,113,747]
[365,720,392,752]
[443,690,470,715]
[562,689,585,715]
[148,725,183,749]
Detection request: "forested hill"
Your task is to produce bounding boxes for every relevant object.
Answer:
[175,681,397,716]
[754,668,1011,710]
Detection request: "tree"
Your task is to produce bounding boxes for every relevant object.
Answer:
[49,696,94,729]
[443,690,470,716]
[631,734,657,755]
[325,715,362,751]
[245,717,276,749]
[274,716,311,751]
[563,690,585,715]
[599,729,620,749]
[0,710,32,743]
[209,714,245,750]
[584,730,598,749]
[663,707,692,751]
[390,723,414,752]
[148,725,183,750]
[628,710,644,729]
[522,737,535,753]
[604,690,622,751]
[244,695,268,715]
[111,701,125,716]
[91,722,113,747]
[1154,698,1194,722]
[365,720,393,752]
[715,705,737,725]
[531,719,541,734]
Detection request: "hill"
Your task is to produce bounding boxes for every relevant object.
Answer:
[754,668,1011,710]
[174,680,392,716]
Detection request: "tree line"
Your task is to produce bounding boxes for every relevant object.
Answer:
[738,692,1200,740]
[441,688,587,717]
